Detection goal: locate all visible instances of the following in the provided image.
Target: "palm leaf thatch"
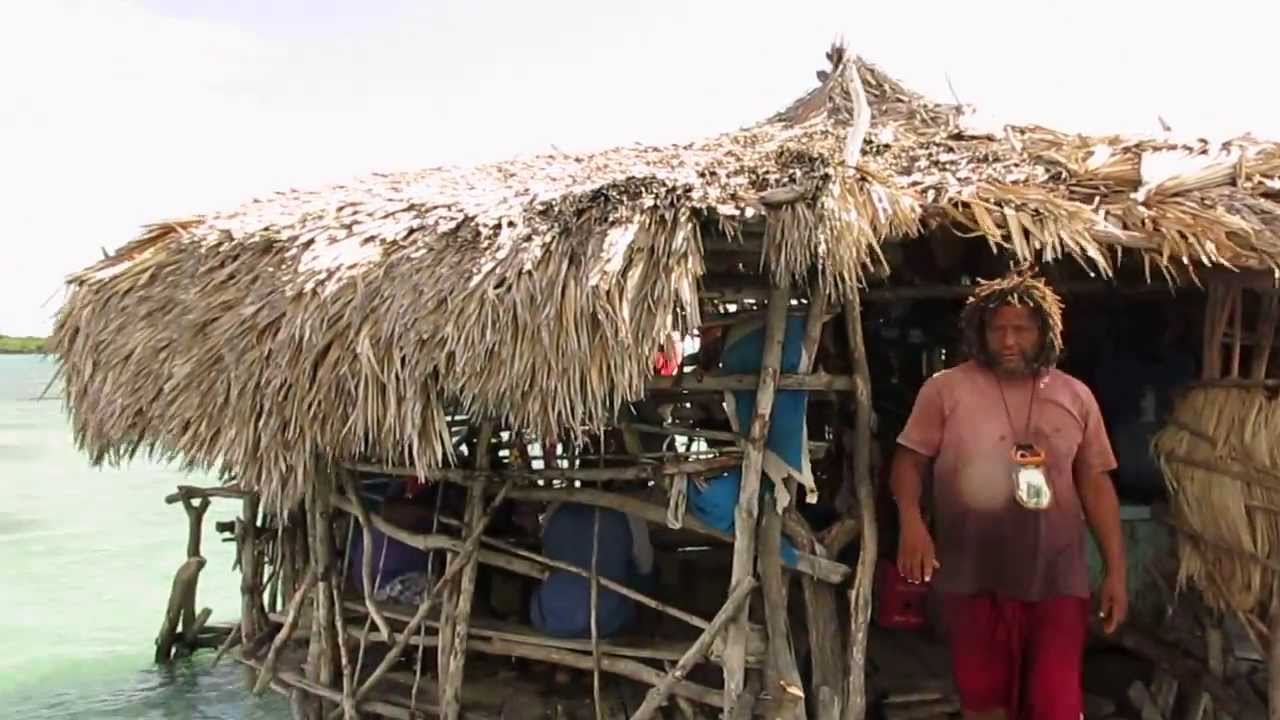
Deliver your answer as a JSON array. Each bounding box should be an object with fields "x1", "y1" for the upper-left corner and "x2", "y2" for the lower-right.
[
  {"x1": 1154, "y1": 386, "x2": 1280, "y2": 621},
  {"x1": 51, "y1": 42, "x2": 1280, "y2": 509}
]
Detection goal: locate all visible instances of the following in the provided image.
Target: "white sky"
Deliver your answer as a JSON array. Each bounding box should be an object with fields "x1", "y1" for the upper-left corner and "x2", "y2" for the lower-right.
[{"x1": 3, "y1": 0, "x2": 1278, "y2": 336}]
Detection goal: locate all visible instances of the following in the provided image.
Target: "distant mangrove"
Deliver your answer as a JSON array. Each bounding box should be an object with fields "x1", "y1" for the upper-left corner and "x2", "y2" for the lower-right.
[{"x1": 0, "y1": 335, "x2": 47, "y2": 354}]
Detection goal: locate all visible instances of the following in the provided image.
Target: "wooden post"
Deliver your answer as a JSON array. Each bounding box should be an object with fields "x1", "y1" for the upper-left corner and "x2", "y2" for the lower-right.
[
  {"x1": 797, "y1": 292, "x2": 845, "y2": 718},
  {"x1": 723, "y1": 280, "x2": 791, "y2": 716},
  {"x1": 240, "y1": 491, "x2": 268, "y2": 650},
  {"x1": 179, "y1": 494, "x2": 211, "y2": 651},
  {"x1": 760, "y1": 507, "x2": 806, "y2": 718},
  {"x1": 440, "y1": 421, "x2": 494, "y2": 720},
  {"x1": 842, "y1": 289, "x2": 878, "y2": 720}
]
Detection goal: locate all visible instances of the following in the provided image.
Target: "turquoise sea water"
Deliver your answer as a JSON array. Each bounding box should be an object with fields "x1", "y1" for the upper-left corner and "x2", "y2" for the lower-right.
[{"x1": 0, "y1": 355, "x2": 288, "y2": 719}]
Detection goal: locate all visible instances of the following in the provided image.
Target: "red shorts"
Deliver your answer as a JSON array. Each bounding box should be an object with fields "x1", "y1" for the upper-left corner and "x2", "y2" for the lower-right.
[{"x1": 942, "y1": 593, "x2": 1089, "y2": 720}]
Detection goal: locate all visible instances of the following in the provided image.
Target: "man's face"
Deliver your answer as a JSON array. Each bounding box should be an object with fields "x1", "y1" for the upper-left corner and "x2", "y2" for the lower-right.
[{"x1": 984, "y1": 304, "x2": 1041, "y2": 376}]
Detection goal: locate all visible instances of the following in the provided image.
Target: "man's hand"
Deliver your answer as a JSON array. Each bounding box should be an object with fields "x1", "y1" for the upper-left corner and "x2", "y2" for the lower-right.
[
  {"x1": 1096, "y1": 572, "x2": 1128, "y2": 634},
  {"x1": 896, "y1": 514, "x2": 939, "y2": 584}
]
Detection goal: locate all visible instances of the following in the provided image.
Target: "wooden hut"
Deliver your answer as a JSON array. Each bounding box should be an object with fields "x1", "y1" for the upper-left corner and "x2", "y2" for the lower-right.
[{"x1": 50, "y1": 43, "x2": 1280, "y2": 720}]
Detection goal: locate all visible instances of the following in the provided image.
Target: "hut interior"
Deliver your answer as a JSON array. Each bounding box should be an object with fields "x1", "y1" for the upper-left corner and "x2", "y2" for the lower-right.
[{"x1": 50, "y1": 41, "x2": 1280, "y2": 720}]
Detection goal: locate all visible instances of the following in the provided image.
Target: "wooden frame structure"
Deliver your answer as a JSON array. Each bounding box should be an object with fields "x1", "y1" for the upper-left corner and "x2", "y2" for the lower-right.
[{"x1": 51, "y1": 39, "x2": 1280, "y2": 720}]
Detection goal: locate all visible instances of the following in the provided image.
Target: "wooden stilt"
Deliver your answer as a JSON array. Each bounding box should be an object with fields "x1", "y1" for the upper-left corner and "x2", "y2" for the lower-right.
[
  {"x1": 842, "y1": 289, "x2": 878, "y2": 720},
  {"x1": 723, "y1": 280, "x2": 791, "y2": 717},
  {"x1": 441, "y1": 421, "x2": 494, "y2": 720}
]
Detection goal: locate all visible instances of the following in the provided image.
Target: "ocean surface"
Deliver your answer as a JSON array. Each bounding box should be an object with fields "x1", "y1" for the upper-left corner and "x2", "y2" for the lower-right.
[{"x1": 0, "y1": 355, "x2": 288, "y2": 719}]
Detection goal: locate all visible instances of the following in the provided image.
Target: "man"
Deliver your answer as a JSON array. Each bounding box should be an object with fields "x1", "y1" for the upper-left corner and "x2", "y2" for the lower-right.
[
  {"x1": 890, "y1": 268, "x2": 1127, "y2": 720},
  {"x1": 518, "y1": 500, "x2": 655, "y2": 639}
]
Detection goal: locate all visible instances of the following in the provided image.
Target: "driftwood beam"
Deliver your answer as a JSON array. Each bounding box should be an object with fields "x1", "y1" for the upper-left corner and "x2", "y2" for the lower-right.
[
  {"x1": 647, "y1": 373, "x2": 853, "y2": 392},
  {"x1": 630, "y1": 579, "x2": 756, "y2": 720},
  {"x1": 724, "y1": 281, "x2": 791, "y2": 715}
]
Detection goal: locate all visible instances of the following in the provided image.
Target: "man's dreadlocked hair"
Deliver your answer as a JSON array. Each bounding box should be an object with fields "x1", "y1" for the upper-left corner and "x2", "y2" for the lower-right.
[{"x1": 959, "y1": 266, "x2": 1065, "y2": 371}]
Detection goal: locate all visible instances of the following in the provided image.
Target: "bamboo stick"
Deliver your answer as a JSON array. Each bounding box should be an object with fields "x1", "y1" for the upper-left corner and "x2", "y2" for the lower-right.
[
  {"x1": 842, "y1": 290, "x2": 878, "y2": 720},
  {"x1": 630, "y1": 579, "x2": 756, "y2": 720},
  {"x1": 724, "y1": 280, "x2": 790, "y2": 716},
  {"x1": 441, "y1": 421, "x2": 493, "y2": 720}
]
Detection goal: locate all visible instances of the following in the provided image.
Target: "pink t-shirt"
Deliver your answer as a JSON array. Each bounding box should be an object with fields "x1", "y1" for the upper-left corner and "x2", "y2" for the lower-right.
[{"x1": 897, "y1": 360, "x2": 1117, "y2": 601}]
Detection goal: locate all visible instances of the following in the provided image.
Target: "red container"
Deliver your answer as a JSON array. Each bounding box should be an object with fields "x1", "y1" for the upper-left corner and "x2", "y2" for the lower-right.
[{"x1": 873, "y1": 557, "x2": 929, "y2": 630}]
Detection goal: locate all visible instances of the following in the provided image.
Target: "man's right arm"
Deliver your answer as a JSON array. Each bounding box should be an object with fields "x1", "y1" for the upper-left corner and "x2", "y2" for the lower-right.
[
  {"x1": 891, "y1": 447, "x2": 937, "y2": 582},
  {"x1": 890, "y1": 377, "x2": 945, "y2": 583}
]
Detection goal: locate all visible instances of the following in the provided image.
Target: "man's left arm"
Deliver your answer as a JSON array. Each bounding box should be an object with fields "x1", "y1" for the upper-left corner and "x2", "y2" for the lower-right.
[{"x1": 1075, "y1": 390, "x2": 1127, "y2": 633}]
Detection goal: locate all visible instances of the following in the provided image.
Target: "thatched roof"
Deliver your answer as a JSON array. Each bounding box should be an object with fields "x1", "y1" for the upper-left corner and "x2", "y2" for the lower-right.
[{"x1": 52, "y1": 43, "x2": 1280, "y2": 508}]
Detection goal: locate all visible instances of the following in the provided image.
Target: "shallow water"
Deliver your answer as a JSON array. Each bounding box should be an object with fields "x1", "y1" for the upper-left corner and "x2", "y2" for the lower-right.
[{"x1": 0, "y1": 355, "x2": 288, "y2": 719}]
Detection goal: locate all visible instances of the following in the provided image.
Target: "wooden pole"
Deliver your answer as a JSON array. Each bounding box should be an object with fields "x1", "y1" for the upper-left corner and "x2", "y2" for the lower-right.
[
  {"x1": 239, "y1": 491, "x2": 268, "y2": 650},
  {"x1": 842, "y1": 290, "x2": 878, "y2": 720},
  {"x1": 724, "y1": 280, "x2": 791, "y2": 716},
  {"x1": 441, "y1": 421, "x2": 494, "y2": 720},
  {"x1": 760, "y1": 502, "x2": 806, "y2": 718},
  {"x1": 630, "y1": 579, "x2": 757, "y2": 720},
  {"x1": 796, "y1": 291, "x2": 845, "y2": 718}
]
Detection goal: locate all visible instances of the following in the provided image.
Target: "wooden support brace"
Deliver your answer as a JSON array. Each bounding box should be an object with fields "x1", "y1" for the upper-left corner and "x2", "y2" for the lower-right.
[
  {"x1": 630, "y1": 579, "x2": 757, "y2": 720},
  {"x1": 723, "y1": 280, "x2": 791, "y2": 716}
]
